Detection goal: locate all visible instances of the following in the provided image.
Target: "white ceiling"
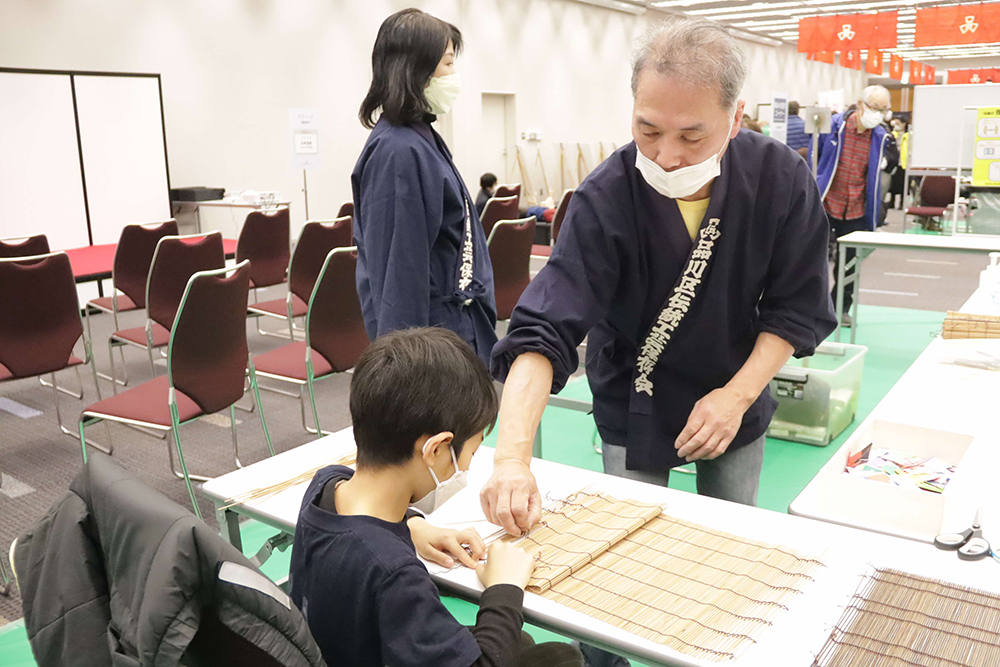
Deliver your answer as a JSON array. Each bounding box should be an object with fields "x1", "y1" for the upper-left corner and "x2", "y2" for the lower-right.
[{"x1": 604, "y1": 0, "x2": 1000, "y2": 62}]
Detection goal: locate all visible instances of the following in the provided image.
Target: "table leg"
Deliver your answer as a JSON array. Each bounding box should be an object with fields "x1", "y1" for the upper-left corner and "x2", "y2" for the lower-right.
[
  {"x1": 217, "y1": 505, "x2": 243, "y2": 552},
  {"x1": 850, "y1": 249, "x2": 863, "y2": 345},
  {"x1": 835, "y1": 243, "x2": 847, "y2": 343}
]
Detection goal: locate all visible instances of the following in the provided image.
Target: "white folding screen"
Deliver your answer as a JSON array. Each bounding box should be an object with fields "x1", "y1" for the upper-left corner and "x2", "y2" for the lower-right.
[
  {"x1": 0, "y1": 69, "x2": 170, "y2": 249},
  {"x1": 74, "y1": 75, "x2": 171, "y2": 244},
  {"x1": 0, "y1": 72, "x2": 90, "y2": 250},
  {"x1": 910, "y1": 84, "x2": 1000, "y2": 170}
]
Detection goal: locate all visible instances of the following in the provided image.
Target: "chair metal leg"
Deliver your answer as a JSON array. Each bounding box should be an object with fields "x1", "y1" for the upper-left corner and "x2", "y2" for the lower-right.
[
  {"x1": 249, "y1": 367, "x2": 275, "y2": 457},
  {"x1": 168, "y1": 413, "x2": 203, "y2": 520},
  {"x1": 230, "y1": 405, "x2": 243, "y2": 469},
  {"x1": 77, "y1": 415, "x2": 113, "y2": 463},
  {"x1": 304, "y1": 366, "x2": 328, "y2": 439},
  {"x1": 54, "y1": 374, "x2": 112, "y2": 455},
  {"x1": 260, "y1": 382, "x2": 302, "y2": 399},
  {"x1": 87, "y1": 306, "x2": 128, "y2": 387},
  {"x1": 38, "y1": 366, "x2": 84, "y2": 399},
  {"x1": 0, "y1": 548, "x2": 10, "y2": 597}
]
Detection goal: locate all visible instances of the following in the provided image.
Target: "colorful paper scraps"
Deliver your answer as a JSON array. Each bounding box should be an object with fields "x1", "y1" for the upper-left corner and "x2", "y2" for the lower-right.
[{"x1": 844, "y1": 445, "x2": 956, "y2": 494}]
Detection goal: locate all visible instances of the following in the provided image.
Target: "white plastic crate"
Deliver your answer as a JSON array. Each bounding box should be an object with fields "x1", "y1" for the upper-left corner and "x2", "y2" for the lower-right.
[{"x1": 766, "y1": 341, "x2": 867, "y2": 446}]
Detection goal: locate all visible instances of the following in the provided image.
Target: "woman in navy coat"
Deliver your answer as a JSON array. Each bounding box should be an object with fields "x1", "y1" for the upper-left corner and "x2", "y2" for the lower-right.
[{"x1": 352, "y1": 9, "x2": 497, "y2": 366}]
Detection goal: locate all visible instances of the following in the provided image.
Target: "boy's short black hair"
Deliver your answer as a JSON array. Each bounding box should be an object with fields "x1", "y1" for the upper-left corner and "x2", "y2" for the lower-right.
[
  {"x1": 350, "y1": 327, "x2": 498, "y2": 469},
  {"x1": 480, "y1": 173, "x2": 497, "y2": 189},
  {"x1": 359, "y1": 9, "x2": 463, "y2": 129}
]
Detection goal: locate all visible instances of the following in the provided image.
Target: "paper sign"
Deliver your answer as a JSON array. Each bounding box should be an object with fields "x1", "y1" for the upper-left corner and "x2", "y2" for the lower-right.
[
  {"x1": 770, "y1": 91, "x2": 788, "y2": 144},
  {"x1": 973, "y1": 107, "x2": 1000, "y2": 186},
  {"x1": 289, "y1": 108, "x2": 321, "y2": 169}
]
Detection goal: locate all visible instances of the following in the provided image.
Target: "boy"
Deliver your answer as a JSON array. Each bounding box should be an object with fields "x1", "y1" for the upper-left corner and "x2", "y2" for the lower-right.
[{"x1": 290, "y1": 327, "x2": 582, "y2": 667}]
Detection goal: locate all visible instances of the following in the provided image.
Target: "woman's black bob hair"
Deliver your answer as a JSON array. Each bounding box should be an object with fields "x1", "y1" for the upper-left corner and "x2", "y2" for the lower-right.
[{"x1": 359, "y1": 8, "x2": 462, "y2": 129}]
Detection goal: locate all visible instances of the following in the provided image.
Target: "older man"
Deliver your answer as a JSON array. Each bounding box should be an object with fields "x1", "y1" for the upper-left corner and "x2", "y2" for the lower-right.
[
  {"x1": 816, "y1": 86, "x2": 893, "y2": 325},
  {"x1": 481, "y1": 18, "x2": 836, "y2": 539}
]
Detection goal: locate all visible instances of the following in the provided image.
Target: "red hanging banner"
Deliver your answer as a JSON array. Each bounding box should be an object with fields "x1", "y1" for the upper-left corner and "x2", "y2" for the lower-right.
[
  {"x1": 915, "y1": 2, "x2": 1000, "y2": 47},
  {"x1": 809, "y1": 51, "x2": 836, "y2": 64},
  {"x1": 910, "y1": 60, "x2": 924, "y2": 83},
  {"x1": 952, "y1": 68, "x2": 1000, "y2": 83},
  {"x1": 841, "y1": 49, "x2": 862, "y2": 70},
  {"x1": 923, "y1": 65, "x2": 937, "y2": 85},
  {"x1": 865, "y1": 50, "x2": 884, "y2": 75},
  {"x1": 889, "y1": 54, "x2": 904, "y2": 80},
  {"x1": 799, "y1": 12, "x2": 898, "y2": 52}
]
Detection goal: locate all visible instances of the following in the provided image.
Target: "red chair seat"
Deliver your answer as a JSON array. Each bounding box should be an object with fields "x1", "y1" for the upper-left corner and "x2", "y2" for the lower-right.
[
  {"x1": 0, "y1": 355, "x2": 83, "y2": 382},
  {"x1": 88, "y1": 294, "x2": 138, "y2": 314},
  {"x1": 249, "y1": 276, "x2": 287, "y2": 290},
  {"x1": 111, "y1": 323, "x2": 171, "y2": 348},
  {"x1": 253, "y1": 342, "x2": 333, "y2": 382},
  {"x1": 248, "y1": 295, "x2": 307, "y2": 319},
  {"x1": 82, "y1": 376, "x2": 202, "y2": 427},
  {"x1": 531, "y1": 244, "x2": 552, "y2": 257},
  {"x1": 906, "y1": 206, "x2": 948, "y2": 217}
]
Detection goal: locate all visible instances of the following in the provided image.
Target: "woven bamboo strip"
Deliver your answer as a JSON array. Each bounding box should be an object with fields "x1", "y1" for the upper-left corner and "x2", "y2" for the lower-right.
[
  {"x1": 942, "y1": 311, "x2": 1000, "y2": 339},
  {"x1": 812, "y1": 567, "x2": 1000, "y2": 667},
  {"x1": 220, "y1": 450, "x2": 357, "y2": 509},
  {"x1": 510, "y1": 490, "x2": 823, "y2": 662}
]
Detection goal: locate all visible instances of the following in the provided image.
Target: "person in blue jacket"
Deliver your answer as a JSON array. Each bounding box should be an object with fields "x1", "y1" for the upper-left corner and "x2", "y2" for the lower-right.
[
  {"x1": 813, "y1": 86, "x2": 892, "y2": 325},
  {"x1": 352, "y1": 8, "x2": 497, "y2": 366}
]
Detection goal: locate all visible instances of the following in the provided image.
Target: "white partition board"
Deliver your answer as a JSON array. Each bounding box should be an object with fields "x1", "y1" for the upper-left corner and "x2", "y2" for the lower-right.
[
  {"x1": 0, "y1": 72, "x2": 90, "y2": 250},
  {"x1": 910, "y1": 83, "x2": 1000, "y2": 170},
  {"x1": 74, "y1": 75, "x2": 170, "y2": 245}
]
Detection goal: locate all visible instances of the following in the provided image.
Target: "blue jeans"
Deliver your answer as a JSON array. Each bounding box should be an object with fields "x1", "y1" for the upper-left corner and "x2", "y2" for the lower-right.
[{"x1": 578, "y1": 436, "x2": 765, "y2": 667}]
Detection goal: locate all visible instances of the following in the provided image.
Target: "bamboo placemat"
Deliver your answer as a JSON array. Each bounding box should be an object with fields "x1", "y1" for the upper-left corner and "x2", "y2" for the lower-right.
[
  {"x1": 813, "y1": 567, "x2": 1000, "y2": 667},
  {"x1": 942, "y1": 311, "x2": 1000, "y2": 339},
  {"x1": 220, "y1": 450, "x2": 357, "y2": 509},
  {"x1": 506, "y1": 490, "x2": 825, "y2": 662}
]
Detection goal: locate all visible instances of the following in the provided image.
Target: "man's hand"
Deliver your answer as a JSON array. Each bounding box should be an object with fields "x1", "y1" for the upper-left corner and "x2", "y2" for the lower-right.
[
  {"x1": 407, "y1": 517, "x2": 485, "y2": 569},
  {"x1": 675, "y1": 386, "x2": 750, "y2": 462},
  {"x1": 479, "y1": 459, "x2": 542, "y2": 536}
]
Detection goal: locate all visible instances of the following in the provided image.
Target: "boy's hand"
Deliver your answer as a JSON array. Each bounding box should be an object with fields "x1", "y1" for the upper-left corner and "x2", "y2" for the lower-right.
[
  {"x1": 407, "y1": 517, "x2": 485, "y2": 569},
  {"x1": 476, "y1": 541, "x2": 535, "y2": 590}
]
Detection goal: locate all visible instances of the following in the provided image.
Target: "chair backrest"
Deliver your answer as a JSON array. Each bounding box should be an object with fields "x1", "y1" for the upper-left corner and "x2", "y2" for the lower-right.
[
  {"x1": 487, "y1": 217, "x2": 536, "y2": 321},
  {"x1": 551, "y1": 189, "x2": 574, "y2": 243},
  {"x1": 307, "y1": 247, "x2": 370, "y2": 373},
  {"x1": 0, "y1": 234, "x2": 50, "y2": 259},
  {"x1": 336, "y1": 201, "x2": 354, "y2": 219},
  {"x1": 146, "y1": 232, "x2": 225, "y2": 331},
  {"x1": 169, "y1": 261, "x2": 251, "y2": 415},
  {"x1": 289, "y1": 217, "x2": 353, "y2": 302},
  {"x1": 113, "y1": 220, "x2": 179, "y2": 308},
  {"x1": 920, "y1": 176, "x2": 956, "y2": 208},
  {"x1": 237, "y1": 207, "x2": 290, "y2": 289},
  {"x1": 0, "y1": 252, "x2": 83, "y2": 379},
  {"x1": 495, "y1": 183, "x2": 521, "y2": 201},
  {"x1": 480, "y1": 195, "x2": 519, "y2": 238}
]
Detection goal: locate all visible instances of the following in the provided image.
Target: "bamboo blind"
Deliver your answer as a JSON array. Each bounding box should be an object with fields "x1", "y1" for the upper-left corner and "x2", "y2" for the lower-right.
[
  {"x1": 220, "y1": 450, "x2": 356, "y2": 509},
  {"x1": 942, "y1": 311, "x2": 1000, "y2": 339},
  {"x1": 813, "y1": 567, "x2": 1000, "y2": 667},
  {"x1": 504, "y1": 490, "x2": 824, "y2": 662}
]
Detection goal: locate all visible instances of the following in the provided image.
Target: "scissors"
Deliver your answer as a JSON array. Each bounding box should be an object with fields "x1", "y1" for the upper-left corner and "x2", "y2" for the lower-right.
[{"x1": 934, "y1": 508, "x2": 991, "y2": 561}]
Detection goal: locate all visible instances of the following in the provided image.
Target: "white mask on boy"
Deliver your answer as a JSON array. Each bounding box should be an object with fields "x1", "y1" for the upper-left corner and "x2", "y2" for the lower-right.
[{"x1": 411, "y1": 443, "x2": 468, "y2": 514}]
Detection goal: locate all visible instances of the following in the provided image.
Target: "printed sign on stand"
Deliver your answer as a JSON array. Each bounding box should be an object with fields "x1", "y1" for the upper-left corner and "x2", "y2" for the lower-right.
[
  {"x1": 973, "y1": 107, "x2": 1000, "y2": 186},
  {"x1": 771, "y1": 91, "x2": 788, "y2": 144},
  {"x1": 289, "y1": 108, "x2": 321, "y2": 169}
]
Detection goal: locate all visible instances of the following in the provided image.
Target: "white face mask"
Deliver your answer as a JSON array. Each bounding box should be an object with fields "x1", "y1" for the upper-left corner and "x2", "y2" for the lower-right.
[
  {"x1": 425, "y1": 73, "x2": 461, "y2": 116},
  {"x1": 859, "y1": 104, "x2": 884, "y2": 129},
  {"x1": 410, "y1": 443, "x2": 468, "y2": 514},
  {"x1": 635, "y1": 114, "x2": 734, "y2": 200}
]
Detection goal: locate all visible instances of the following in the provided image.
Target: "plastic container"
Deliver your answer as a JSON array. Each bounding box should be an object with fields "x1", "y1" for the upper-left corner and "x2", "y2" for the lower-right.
[{"x1": 766, "y1": 341, "x2": 867, "y2": 446}]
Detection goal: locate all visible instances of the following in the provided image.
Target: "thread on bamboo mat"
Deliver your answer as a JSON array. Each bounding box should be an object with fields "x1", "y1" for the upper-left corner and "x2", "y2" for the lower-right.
[
  {"x1": 505, "y1": 490, "x2": 824, "y2": 663},
  {"x1": 221, "y1": 451, "x2": 357, "y2": 509},
  {"x1": 812, "y1": 567, "x2": 1000, "y2": 667}
]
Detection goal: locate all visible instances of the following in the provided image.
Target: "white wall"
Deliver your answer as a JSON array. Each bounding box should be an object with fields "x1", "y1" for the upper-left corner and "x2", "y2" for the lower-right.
[{"x1": 0, "y1": 0, "x2": 865, "y2": 229}]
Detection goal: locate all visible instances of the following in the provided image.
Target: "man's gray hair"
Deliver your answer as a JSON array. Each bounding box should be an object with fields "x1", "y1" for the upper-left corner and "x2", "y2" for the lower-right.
[
  {"x1": 631, "y1": 17, "x2": 748, "y2": 111},
  {"x1": 861, "y1": 84, "x2": 890, "y2": 105}
]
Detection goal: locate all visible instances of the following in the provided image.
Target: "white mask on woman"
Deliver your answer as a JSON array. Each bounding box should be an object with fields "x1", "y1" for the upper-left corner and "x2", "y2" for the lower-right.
[
  {"x1": 635, "y1": 114, "x2": 735, "y2": 200},
  {"x1": 410, "y1": 443, "x2": 468, "y2": 514},
  {"x1": 425, "y1": 73, "x2": 461, "y2": 116},
  {"x1": 859, "y1": 104, "x2": 885, "y2": 130}
]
